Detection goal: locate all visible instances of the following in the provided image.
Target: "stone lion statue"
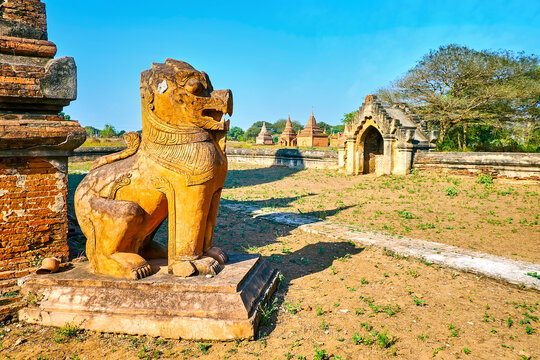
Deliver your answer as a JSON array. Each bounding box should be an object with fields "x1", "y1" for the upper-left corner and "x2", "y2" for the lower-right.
[{"x1": 74, "y1": 59, "x2": 232, "y2": 279}]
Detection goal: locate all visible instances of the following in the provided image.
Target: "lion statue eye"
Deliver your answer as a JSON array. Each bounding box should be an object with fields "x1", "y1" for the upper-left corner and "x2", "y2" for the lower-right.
[{"x1": 185, "y1": 78, "x2": 203, "y2": 95}]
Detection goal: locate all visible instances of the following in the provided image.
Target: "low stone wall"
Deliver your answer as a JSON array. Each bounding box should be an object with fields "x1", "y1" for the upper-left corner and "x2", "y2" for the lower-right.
[
  {"x1": 70, "y1": 146, "x2": 127, "y2": 163},
  {"x1": 73, "y1": 147, "x2": 539, "y2": 179},
  {"x1": 413, "y1": 152, "x2": 540, "y2": 179},
  {"x1": 227, "y1": 147, "x2": 337, "y2": 169},
  {"x1": 72, "y1": 146, "x2": 339, "y2": 170}
]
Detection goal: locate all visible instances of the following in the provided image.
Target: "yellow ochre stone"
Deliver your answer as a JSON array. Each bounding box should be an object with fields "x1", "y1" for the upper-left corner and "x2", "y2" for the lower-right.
[{"x1": 74, "y1": 59, "x2": 233, "y2": 279}]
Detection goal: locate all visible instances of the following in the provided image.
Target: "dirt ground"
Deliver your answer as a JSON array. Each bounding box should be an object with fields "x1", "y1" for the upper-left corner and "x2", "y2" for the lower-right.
[
  {"x1": 1, "y1": 163, "x2": 537, "y2": 360},
  {"x1": 221, "y1": 164, "x2": 540, "y2": 264},
  {"x1": 1, "y1": 206, "x2": 539, "y2": 359}
]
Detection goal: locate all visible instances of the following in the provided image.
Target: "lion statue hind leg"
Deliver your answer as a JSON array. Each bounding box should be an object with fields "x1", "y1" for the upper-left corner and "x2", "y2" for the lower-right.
[{"x1": 79, "y1": 195, "x2": 152, "y2": 280}]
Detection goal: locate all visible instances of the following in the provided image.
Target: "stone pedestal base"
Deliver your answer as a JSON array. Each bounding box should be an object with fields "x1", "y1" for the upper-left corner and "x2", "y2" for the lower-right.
[{"x1": 18, "y1": 254, "x2": 278, "y2": 340}]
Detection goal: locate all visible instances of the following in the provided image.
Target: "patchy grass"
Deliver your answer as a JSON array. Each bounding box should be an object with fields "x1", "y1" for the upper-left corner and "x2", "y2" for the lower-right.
[
  {"x1": 80, "y1": 137, "x2": 127, "y2": 147},
  {"x1": 49, "y1": 162, "x2": 539, "y2": 359},
  {"x1": 6, "y1": 196, "x2": 540, "y2": 359},
  {"x1": 220, "y1": 164, "x2": 539, "y2": 263}
]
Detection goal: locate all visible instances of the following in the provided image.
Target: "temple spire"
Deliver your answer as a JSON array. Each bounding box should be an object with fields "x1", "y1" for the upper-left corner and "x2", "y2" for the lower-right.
[
  {"x1": 278, "y1": 115, "x2": 297, "y2": 146},
  {"x1": 307, "y1": 110, "x2": 317, "y2": 128},
  {"x1": 296, "y1": 110, "x2": 328, "y2": 147},
  {"x1": 256, "y1": 122, "x2": 274, "y2": 145}
]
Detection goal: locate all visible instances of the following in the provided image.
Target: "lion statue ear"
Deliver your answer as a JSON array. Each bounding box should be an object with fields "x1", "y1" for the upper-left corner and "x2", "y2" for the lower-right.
[{"x1": 141, "y1": 85, "x2": 155, "y2": 111}]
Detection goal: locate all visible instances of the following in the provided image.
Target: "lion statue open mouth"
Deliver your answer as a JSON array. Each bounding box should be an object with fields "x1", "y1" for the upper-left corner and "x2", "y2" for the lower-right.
[{"x1": 74, "y1": 59, "x2": 232, "y2": 279}]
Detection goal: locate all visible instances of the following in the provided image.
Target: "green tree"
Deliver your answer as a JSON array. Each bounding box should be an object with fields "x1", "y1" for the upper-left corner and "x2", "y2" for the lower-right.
[
  {"x1": 341, "y1": 111, "x2": 357, "y2": 124},
  {"x1": 227, "y1": 126, "x2": 245, "y2": 141},
  {"x1": 317, "y1": 121, "x2": 332, "y2": 133},
  {"x1": 329, "y1": 124, "x2": 345, "y2": 134},
  {"x1": 100, "y1": 124, "x2": 117, "y2": 137},
  {"x1": 378, "y1": 44, "x2": 539, "y2": 149},
  {"x1": 272, "y1": 118, "x2": 303, "y2": 133},
  {"x1": 245, "y1": 121, "x2": 265, "y2": 141},
  {"x1": 244, "y1": 120, "x2": 286, "y2": 141},
  {"x1": 84, "y1": 126, "x2": 99, "y2": 137},
  {"x1": 58, "y1": 111, "x2": 71, "y2": 121},
  {"x1": 316, "y1": 121, "x2": 344, "y2": 134}
]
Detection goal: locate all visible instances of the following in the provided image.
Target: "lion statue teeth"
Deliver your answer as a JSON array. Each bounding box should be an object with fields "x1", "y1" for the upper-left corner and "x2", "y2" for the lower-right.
[{"x1": 74, "y1": 59, "x2": 232, "y2": 279}]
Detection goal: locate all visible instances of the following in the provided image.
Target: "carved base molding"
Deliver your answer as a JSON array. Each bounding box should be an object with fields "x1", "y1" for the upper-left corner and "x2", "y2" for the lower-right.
[{"x1": 19, "y1": 253, "x2": 279, "y2": 340}]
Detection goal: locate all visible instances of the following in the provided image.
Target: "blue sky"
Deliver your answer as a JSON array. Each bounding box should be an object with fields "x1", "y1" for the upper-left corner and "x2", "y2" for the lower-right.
[{"x1": 46, "y1": 0, "x2": 540, "y2": 132}]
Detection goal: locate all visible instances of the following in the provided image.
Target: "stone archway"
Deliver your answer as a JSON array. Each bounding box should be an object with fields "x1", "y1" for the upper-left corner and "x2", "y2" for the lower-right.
[
  {"x1": 360, "y1": 126, "x2": 383, "y2": 174},
  {"x1": 340, "y1": 95, "x2": 437, "y2": 176}
]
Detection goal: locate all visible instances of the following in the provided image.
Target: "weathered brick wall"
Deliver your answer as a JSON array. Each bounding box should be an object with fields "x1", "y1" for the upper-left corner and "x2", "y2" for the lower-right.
[
  {"x1": 0, "y1": 63, "x2": 45, "y2": 97},
  {"x1": 0, "y1": 0, "x2": 47, "y2": 33},
  {"x1": 0, "y1": 0, "x2": 84, "y2": 319},
  {"x1": 297, "y1": 136, "x2": 329, "y2": 148},
  {"x1": 0, "y1": 157, "x2": 68, "y2": 281}
]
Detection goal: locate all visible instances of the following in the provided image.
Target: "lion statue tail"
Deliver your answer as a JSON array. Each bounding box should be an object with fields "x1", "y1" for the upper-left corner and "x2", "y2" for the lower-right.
[{"x1": 90, "y1": 132, "x2": 141, "y2": 170}]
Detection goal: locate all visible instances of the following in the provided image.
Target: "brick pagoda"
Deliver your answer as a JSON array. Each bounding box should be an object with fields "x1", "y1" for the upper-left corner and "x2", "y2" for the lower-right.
[
  {"x1": 0, "y1": 0, "x2": 86, "y2": 304},
  {"x1": 278, "y1": 115, "x2": 297, "y2": 146},
  {"x1": 297, "y1": 110, "x2": 328, "y2": 147},
  {"x1": 255, "y1": 122, "x2": 274, "y2": 145}
]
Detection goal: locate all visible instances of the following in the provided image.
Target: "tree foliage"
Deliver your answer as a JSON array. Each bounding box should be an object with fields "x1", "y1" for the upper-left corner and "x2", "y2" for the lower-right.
[
  {"x1": 245, "y1": 121, "x2": 267, "y2": 140},
  {"x1": 84, "y1": 126, "x2": 99, "y2": 137},
  {"x1": 271, "y1": 119, "x2": 303, "y2": 133},
  {"x1": 99, "y1": 124, "x2": 117, "y2": 138},
  {"x1": 58, "y1": 111, "x2": 71, "y2": 121},
  {"x1": 341, "y1": 111, "x2": 357, "y2": 124},
  {"x1": 377, "y1": 44, "x2": 539, "y2": 151},
  {"x1": 227, "y1": 126, "x2": 245, "y2": 141}
]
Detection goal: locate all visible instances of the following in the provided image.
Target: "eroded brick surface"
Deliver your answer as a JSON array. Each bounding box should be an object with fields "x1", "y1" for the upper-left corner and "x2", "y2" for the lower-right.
[
  {"x1": 1, "y1": 0, "x2": 47, "y2": 34},
  {"x1": 0, "y1": 63, "x2": 45, "y2": 97},
  {"x1": 0, "y1": 1, "x2": 84, "y2": 319},
  {"x1": 0, "y1": 157, "x2": 69, "y2": 280}
]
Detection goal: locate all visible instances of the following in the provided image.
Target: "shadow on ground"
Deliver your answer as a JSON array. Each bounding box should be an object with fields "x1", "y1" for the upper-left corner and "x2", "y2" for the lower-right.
[
  {"x1": 67, "y1": 171, "x2": 361, "y2": 338},
  {"x1": 210, "y1": 205, "x2": 364, "y2": 337},
  {"x1": 225, "y1": 165, "x2": 301, "y2": 188},
  {"x1": 221, "y1": 197, "x2": 353, "y2": 224}
]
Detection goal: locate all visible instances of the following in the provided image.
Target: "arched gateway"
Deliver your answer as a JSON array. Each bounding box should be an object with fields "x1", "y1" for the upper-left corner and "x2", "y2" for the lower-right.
[
  {"x1": 338, "y1": 95, "x2": 438, "y2": 175},
  {"x1": 360, "y1": 125, "x2": 383, "y2": 174}
]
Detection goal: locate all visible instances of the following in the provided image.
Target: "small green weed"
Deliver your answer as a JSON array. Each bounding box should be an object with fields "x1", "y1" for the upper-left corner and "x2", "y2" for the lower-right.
[
  {"x1": 53, "y1": 320, "x2": 82, "y2": 343},
  {"x1": 283, "y1": 301, "x2": 300, "y2": 314},
  {"x1": 411, "y1": 294, "x2": 426, "y2": 306},
  {"x1": 313, "y1": 345, "x2": 329, "y2": 360},
  {"x1": 444, "y1": 186, "x2": 458, "y2": 197},
  {"x1": 476, "y1": 173, "x2": 493, "y2": 186},
  {"x1": 376, "y1": 331, "x2": 397, "y2": 348},
  {"x1": 449, "y1": 323, "x2": 459, "y2": 337},
  {"x1": 1, "y1": 291, "x2": 17, "y2": 298},
  {"x1": 258, "y1": 299, "x2": 279, "y2": 325},
  {"x1": 507, "y1": 317, "x2": 513, "y2": 328},
  {"x1": 197, "y1": 342, "x2": 211, "y2": 354},
  {"x1": 56, "y1": 321, "x2": 82, "y2": 338}
]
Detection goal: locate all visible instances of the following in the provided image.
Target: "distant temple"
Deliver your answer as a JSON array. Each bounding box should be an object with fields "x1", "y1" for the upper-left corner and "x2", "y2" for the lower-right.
[
  {"x1": 278, "y1": 115, "x2": 297, "y2": 146},
  {"x1": 297, "y1": 111, "x2": 328, "y2": 147},
  {"x1": 256, "y1": 122, "x2": 274, "y2": 145}
]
